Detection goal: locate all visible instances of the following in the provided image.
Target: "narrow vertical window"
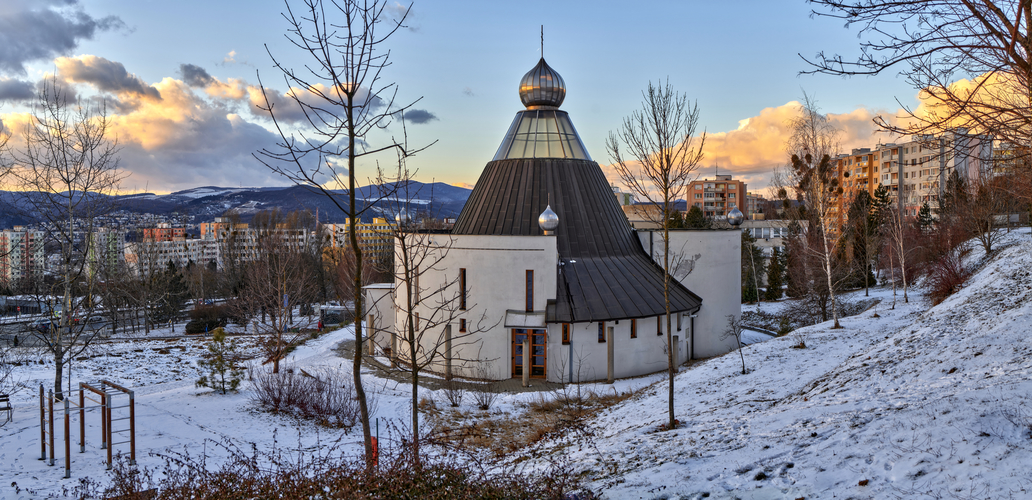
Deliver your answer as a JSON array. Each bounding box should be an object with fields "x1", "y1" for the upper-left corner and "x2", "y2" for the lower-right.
[
  {"x1": 525, "y1": 270, "x2": 534, "y2": 312},
  {"x1": 657, "y1": 316, "x2": 663, "y2": 336},
  {"x1": 459, "y1": 318, "x2": 466, "y2": 332},
  {"x1": 414, "y1": 267, "x2": 420, "y2": 305},
  {"x1": 677, "y1": 313, "x2": 682, "y2": 331},
  {"x1": 415, "y1": 312, "x2": 420, "y2": 330},
  {"x1": 630, "y1": 318, "x2": 637, "y2": 339},
  {"x1": 459, "y1": 268, "x2": 467, "y2": 310},
  {"x1": 562, "y1": 323, "x2": 570, "y2": 345},
  {"x1": 598, "y1": 321, "x2": 606, "y2": 343}
]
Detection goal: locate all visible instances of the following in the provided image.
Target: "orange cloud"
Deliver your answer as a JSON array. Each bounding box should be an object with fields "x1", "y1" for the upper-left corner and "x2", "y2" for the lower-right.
[{"x1": 602, "y1": 101, "x2": 907, "y2": 196}]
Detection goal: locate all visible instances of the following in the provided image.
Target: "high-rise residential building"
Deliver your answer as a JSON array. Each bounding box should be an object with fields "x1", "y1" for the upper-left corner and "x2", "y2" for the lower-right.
[
  {"x1": 0, "y1": 227, "x2": 45, "y2": 285},
  {"x1": 830, "y1": 129, "x2": 993, "y2": 231},
  {"x1": 323, "y1": 218, "x2": 395, "y2": 262},
  {"x1": 142, "y1": 223, "x2": 186, "y2": 242},
  {"x1": 688, "y1": 174, "x2": 747, "y2": 219},
  {"x1": 86, "y1": 228, "x2": 126, "y2": 277}
]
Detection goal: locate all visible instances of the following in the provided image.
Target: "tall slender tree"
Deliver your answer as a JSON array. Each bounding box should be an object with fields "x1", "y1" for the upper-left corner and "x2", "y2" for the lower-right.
[
  {"x1": 253, "y1": 0, "x2": 431, "y2": 463},
  {"x1": 607, "y1": 79, "x2": 706, "y2": 430}
]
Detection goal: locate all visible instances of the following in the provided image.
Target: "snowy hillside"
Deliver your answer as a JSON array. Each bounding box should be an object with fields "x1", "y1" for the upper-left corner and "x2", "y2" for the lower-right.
[
  {"x1": 524, "y1": 228, "x2": 1032, "y2": 499},
  {"x1": 1, "y1": 230, "x2": 1031, "y2": 499}
]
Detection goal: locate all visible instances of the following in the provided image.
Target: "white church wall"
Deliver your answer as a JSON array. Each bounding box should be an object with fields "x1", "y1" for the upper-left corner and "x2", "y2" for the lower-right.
[
  {"x1": 362, "y1": 283, "x2": 395, "y2": 354},
  {"x1": 547, "y1": 316, "x2": 680, "y2": 383},
  {"x1": 395, "y1": 233, "x2": 557, "y2": 381},
  {"x1": 638, "y1": 229, "x2": 741, "y2": 359}
]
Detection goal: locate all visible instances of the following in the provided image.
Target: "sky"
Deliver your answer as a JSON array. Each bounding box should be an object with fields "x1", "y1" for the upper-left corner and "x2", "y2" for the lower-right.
[{"x1": 0, "y1": 0, "x2": 927, "y2": 195}]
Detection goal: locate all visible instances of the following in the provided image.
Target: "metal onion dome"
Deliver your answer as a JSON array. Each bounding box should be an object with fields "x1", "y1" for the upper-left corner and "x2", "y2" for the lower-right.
[
  {"x1": 538, "y1": 205, "x2": 559, "y2": 232},
  {"x1": 519, "y1": 58, "x2": 566, "y2": 109}
]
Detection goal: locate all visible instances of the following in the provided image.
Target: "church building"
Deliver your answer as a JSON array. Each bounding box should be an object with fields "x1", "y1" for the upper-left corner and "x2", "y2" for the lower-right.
[{"x1": 365, "y1": 57, "x2": 741, "y2": 383}]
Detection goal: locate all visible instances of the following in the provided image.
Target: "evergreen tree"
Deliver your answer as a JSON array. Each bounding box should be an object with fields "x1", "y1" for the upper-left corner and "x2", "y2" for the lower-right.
[
  {"x1": 917, "y1": 202, "x2": 934, "y2": 232},
  {"x1": 152, "y1": 260, "x2": 190, "y2": 331},
  {"x1": 764, "y1": 246, "x2": 785, "y2": 300},
  {"x1": 741, "y1": 231, "x2": 765, "y2": 303},
  {"x1": 196, "y1": 328, "x2": 243, "y2": 394},
  {"x1": 784, "y1": 220, "x2": 808, "y2": 298},
  {"x1": 684, "y1": 205, "x2": 711, "y2": 228}
]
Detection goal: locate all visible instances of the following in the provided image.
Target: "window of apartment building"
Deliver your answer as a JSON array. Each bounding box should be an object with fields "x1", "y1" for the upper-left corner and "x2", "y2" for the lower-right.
[
  {"x1": 562, "y1": 323, "x2": 570, "y2": 344},
  {"x1": 716, "y1": 184, "x2": 725, "y2": 189},
  {"x1": 459, "y1": 318, "x2": 467, "y2": 332},
  {"x1": 705, "y1": 183, "x2": 714, "y2": 189},
  {"x1": 630, "y1": 318, "x2": 637, "y2": 338},
  {"x1": 525, "y1": 270, "x2": 534, "y2": 312},
  {"x1": 598, "y1": 322, "x2": 605, "y2": 343},
  {"x1": 892, "y1": 173, "x2": 899, "y2": 180},
  {"x1": 694, "y1": 202, "x2": 702, "y2": 207},
  {"x1": 728, "y1": 193, "x2": 735, "y2": 198},
  {"x1": 459, "y1": 268, "x2": 466, "y2": 310},
  {"x1": 705, "y1": 192, "x2": 714, "y2": 198},
  {"x1": 695, "y1": 184, "x2": 702, "y2": 190},
  {"x1": 694, "y1": 193, "x2": 702, "y2": 199}
]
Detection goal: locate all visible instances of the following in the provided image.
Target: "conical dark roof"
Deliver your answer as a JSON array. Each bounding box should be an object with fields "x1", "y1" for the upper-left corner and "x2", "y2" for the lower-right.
[
  {"x1": 452, "y1": 57, "x2": 701, "y2": 323},
  {"x1": 452, "y1": 158, "x2": 701, "y2": 323}
]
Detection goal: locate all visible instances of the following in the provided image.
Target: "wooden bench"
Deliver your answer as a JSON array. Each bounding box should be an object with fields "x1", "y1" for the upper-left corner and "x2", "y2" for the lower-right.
[{"x1": 0, "y1": 394, "x2": 11, "y2": 423}]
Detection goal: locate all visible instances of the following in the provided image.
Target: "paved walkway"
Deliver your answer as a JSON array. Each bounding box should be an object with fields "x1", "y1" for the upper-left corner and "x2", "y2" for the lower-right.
[{"x1": 335, "y1": 340, "x2": 563, "y2": 394}]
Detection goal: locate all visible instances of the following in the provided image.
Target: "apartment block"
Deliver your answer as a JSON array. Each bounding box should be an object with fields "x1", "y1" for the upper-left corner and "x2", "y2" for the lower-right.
[
  {"x1": 324, "y1": 218, "x2": 395, "y2": 261},
  {"x1": 688, "y1": 174, "x2": 747, "y2": 219},
  {"x1": 0, "y1": 227, "x2": 45, "y2": 285},
  {"x1": 142, "y1": 223, "x2": 186, "y2": 241}
]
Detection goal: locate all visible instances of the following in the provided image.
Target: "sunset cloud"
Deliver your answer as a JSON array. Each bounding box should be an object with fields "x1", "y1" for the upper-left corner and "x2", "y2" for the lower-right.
[{"x1": 602, "y1": 101, "x2": 906, "y2": 197}]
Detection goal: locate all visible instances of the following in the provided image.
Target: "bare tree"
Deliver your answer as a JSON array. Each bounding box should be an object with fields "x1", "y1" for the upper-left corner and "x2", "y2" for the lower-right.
[
  {"x1": 722, "y1": 314, "x2": 747, "y2": 375},
  {"x1": 883, "y1": 205, "x2": 921, "y2": 303},
  {"x1": 606, "y1": 79, "x2": 706, "y2": 431},
  {"x1": 378, "y1": 171, "x2": 491, "y2": 464},
  {"x1": 252, "y1": 0, "x2": 434, "y2": 463},
  {"x1": 805, "y1": 1, "x2": 1032, "y2": 146},
  {"x1": 786, "y1": 95, "x2": 847, "y2": 328},
  {"x1": 2, "y1": 77, "x2": 125, "y2": 397},
  {"x1": 235, "y1": 210, "x2": 321, "y2": 373}
]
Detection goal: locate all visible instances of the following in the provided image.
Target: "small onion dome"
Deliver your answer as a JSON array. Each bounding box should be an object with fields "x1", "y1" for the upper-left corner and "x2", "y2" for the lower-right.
[
  {"x1": 726, "y1": 207, "x2": 745, "y2": 226},
  {"x1": 538, "y1": 205, "x2": 559, "y2": 232},
  {"x1": 519, "y1": 58, "x2": 566, "y2": 109}
]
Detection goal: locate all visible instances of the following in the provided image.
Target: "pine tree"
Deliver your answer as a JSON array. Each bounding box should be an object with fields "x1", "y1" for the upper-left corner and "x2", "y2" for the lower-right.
[
  {"x1": 196, "y1": 328, "x2": 243, "y2": 395},
  {"x1": 684, "y1": 205, "x2": 711, "y2": 228},
  {"x1": 764, "y1": 246, "x2": 784, "y2": 300},
  {"x1": 784, "y1": 220, "x2": 808, "y2": 298},
  {"x1": 917, "y1": 202, "x2": 934, "y2": 232},
  {"x1": 741, "y1": 231, "x2": 765, "y2": 303}
]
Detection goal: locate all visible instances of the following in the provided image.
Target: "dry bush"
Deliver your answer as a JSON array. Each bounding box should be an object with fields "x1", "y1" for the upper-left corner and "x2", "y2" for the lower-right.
[
  {"x1": 250, "y1": 366, "x2": 369, "y2": 428},
  {"x1": 84, "y1": 438, "x2": 598, "y2": 500},
  {"x1": 442, "y1": 379, "x2": 465, "y2": 407},
  {"x1": 924, "y1": 247, "x2": 973, "y2": 305}
]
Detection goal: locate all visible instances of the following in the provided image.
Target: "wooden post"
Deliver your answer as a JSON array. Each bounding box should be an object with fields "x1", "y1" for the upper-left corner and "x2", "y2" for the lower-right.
[
  {"x1": 522, "y1": 336, "x2": 530, "y2": 387},
  {"x1": 48, "y1": 390, "x2": 54, "y2": 466},
  {"x1": 444, "y1": 324, "x2": 452, "y2": 381},
  {"x1": 78, "y1": 384, "x2": 85, "y2": 453},
  {"x1": 129, "y1": 390, "x2": 136, "y2": 465},
  {"x1": 607, "y1": 326, "x2": 615, "y2": 384},
  {"x1": 39, "y1": 385, "x2": 45, "y2": 461},
  {"x1": 63, "y1": 398, "x2": 70, "y2": 478},
  {"x1": 105, "y1": 391, "x2": 112, "y2": 470},
  {"x1": 367, "y1": 314, "x2": 376, "y2": 355}
]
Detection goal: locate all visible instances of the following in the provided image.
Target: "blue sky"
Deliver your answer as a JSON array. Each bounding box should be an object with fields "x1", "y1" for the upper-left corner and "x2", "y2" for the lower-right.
[{"x1": 0, "y1": 0, "x2": 922, "y2": 194}]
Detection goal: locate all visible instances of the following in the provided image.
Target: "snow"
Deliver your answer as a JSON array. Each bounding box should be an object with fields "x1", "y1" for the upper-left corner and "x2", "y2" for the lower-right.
[{"x1": 2, "y1": 229, "x2": 1032, "y2": 499}]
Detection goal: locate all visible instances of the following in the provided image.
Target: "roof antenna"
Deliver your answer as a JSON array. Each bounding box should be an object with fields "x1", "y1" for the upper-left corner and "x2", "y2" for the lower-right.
[{"x1": 541, "y1": 25, "x2": 544, "y2": 59}]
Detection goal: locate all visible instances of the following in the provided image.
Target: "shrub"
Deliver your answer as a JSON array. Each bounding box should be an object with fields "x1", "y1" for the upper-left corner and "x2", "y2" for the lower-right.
[
  {"x1": 250, "y1": 366, "x2": 367, "y2": 428},
  {"x1": 87, "y1": 443, "x2": 598, "y2": 500},
  {"x1": 186, "y1": 304, "x2": 229, "y2": 334},
  {"x1": 196, "y1": 328, "x2": 243, "y2": 394},
  {"x1": 925, "y1": 247, "x2": 972, "y2": 305}
]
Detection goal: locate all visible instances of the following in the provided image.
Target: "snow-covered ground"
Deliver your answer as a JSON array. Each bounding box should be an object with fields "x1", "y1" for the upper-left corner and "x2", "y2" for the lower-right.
[{"x1": 2, "y1": 229, "x2": 1031, "y2": 499}]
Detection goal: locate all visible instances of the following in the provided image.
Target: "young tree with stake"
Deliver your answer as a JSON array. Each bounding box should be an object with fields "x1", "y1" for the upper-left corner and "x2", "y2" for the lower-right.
[{"x1": 606, "y1": 80, "x2": 706, "y2": 431}]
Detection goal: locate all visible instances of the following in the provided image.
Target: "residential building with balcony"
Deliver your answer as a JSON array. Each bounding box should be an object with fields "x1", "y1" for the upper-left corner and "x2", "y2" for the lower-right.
[
  {"x1": 688, "y1": 174, "x2": 747, "y2": 219},
  {"x1": 0, "y1": 227, "x2": 45, "y2": 285}
]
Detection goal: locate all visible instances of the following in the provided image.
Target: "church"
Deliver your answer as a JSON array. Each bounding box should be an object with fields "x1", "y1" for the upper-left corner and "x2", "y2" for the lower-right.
[{"x1": 365, "y1": 57, "x2": 741, "y2": 383}]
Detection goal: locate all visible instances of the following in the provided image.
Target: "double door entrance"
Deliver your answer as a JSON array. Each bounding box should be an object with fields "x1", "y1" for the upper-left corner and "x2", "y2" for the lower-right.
[{"x1": 512, "y1": 328, "x2": 546, "y2": 378}]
